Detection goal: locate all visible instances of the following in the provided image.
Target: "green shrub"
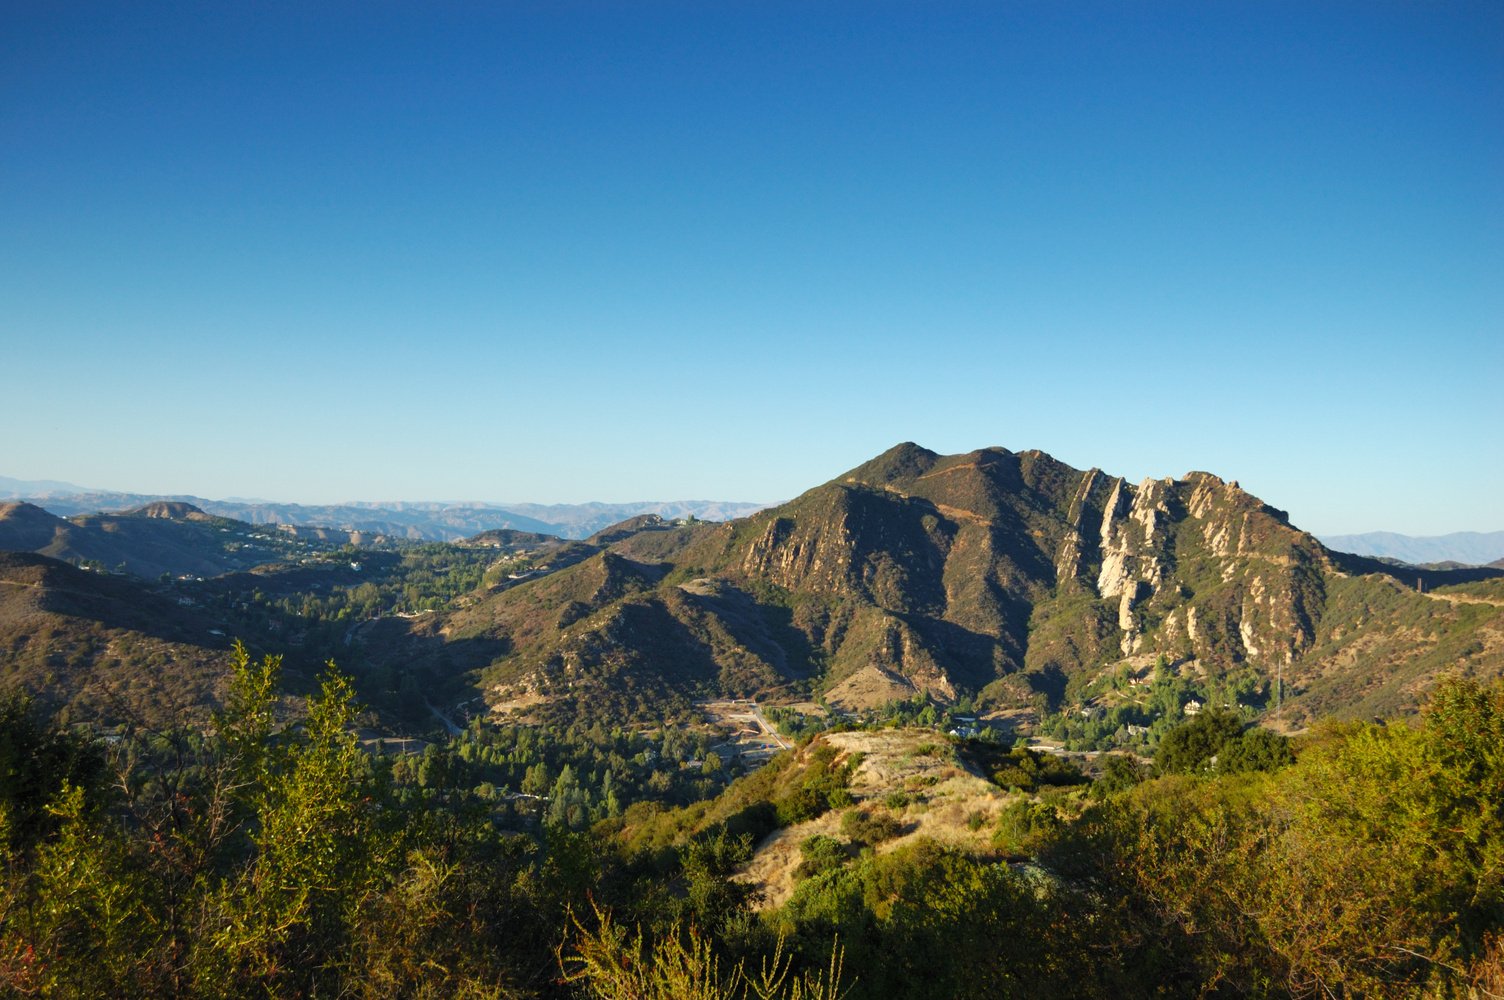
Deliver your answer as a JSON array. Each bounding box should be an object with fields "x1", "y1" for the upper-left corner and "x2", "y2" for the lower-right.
[
  {"x1": 992, "y1": 800, "x2": 1061, "y2": 854},
  {"x1": 841, "y1": 808, "x2": 903, "y2": 846},
  {"x1": 794, "y1": 834, "x2": 849, "y2": 880}
]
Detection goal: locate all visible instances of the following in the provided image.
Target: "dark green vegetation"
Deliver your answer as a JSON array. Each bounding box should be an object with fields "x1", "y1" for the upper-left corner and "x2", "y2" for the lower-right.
[
  {"x1": 748, "y1": 675, "x2": 1502, "y2": 999},
  {"x1": 2, "y1": 645, "x2": 1498, "y2": 998},
  {"x1": 1152, "y1": 706, "x2": 1295, "y2": 775},
  {"x1": 408, "y1": 718, "x2": 739, "y2": 829}
]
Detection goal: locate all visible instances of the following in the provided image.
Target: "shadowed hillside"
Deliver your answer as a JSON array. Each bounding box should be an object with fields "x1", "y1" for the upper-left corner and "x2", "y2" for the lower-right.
[
  {"x1": 0, "y1": 552, "x2": 237, "y2": 726},
  {"x1": 0, "y1": 501, "x2": 330, "y2": 580},
  {"x1": 399, "y1": 443, "x2": 1503, "y2": 729}
]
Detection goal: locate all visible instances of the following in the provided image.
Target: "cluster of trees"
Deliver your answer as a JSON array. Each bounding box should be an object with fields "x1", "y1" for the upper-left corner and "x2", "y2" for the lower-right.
[
  {"x1": 767, "y1": 664, "x2": 1281, "y2": 761},
  {"x1": 1153, "y1": 707, "x2": 1295, "y2": 775},
  {"x1": 767, "y1": 694, "x2": 989, "y2": 743},
  {"x1": 978, "y1": 743, "x2": 1088, "y2": 793},
  {"x1": 255, "y1": 544, "x2": 496, "y2": 622},
  {"x1": 181, "y1": 543, "x2": 496, "y2": 661},
  {"x1": 1039, "y1": 678, "x2": 1504, "y2": 996},
  {"x1": 392, "y1": 719, "x2": 738, "y2": 830},
  {"x1": 635, "y1": 682, "x2": 1498, "y2": 999},
  {"x1": 1040, "y1": 661, "x2": 1271, "y2": 752},
  {"x1": 0, "y1": 643, "x2": 861, "y2": 997},
  {"x1": 2, "y1": 640, "x2": 1498, "y2": 998},
  {"x1": 2, "y1": 645, "x2": 558, "y2": 996},
  {"x1": 763, "y1": 705, "x2": 830, "y2": 741}
]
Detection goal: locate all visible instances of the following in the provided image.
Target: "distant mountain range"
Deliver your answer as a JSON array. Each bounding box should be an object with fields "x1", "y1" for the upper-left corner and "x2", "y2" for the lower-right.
[
  {"x1": 0, "y1": 500, "x2": 346, "y2": 580},
  {"x1": 0, "y1": 478, "x2": 768, "y2": 541},
  {"x1": 0, "y1": 475, "x2": 98, "y2": 496},
  {"x1": 12, "y1": 475, "x2": 1500, "y2": 563},
  {"x1": 1316, "y1": 531, "x2": 1504, "y2": 568},
  {"x1": 5, "y1": 451, "x2": 1502, "y2": 734},
  {"x1": 0, "y1": 501, "x2": 709, "y2": 725}
]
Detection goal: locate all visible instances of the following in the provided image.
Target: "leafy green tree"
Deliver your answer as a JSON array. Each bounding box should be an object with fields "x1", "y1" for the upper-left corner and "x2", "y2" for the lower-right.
[
  {"x1": 1154, "y1": 710, "x2": 1244, "y2": 774},
  {"x1": 680, "y1": 828, "x2": 759, "y2": 935},
  {"x1": 522, "y1": 761, "x2": 550, "y2": 796},
  {"x1": 11, "y1": 783, "x2": 152, "y2": 996},
  {"x1": 1216, "y1": 726, "x2": 1293, "y2": 774},
  {"x1": 794, "y1": 835, "x2": 848, "y2": 880},
  {"x1": 199, "y1": 657, "x2": 390, "y2": 994},
  {"x1": 1092, "y1": 754, "x2": 1147, "y2": 797},
  {"x1": 839, "y1": 808, "x2": 901, "y2": 847},
  {"x1": 1053, "y1": 676, "x2": 1504, "y2": 997},
  {"x1": 0, "y1": 694, "x2": 108, "y2": 854},
  {"x1": 775, "y1": 839, "x2": 1097, "y2": 999}
]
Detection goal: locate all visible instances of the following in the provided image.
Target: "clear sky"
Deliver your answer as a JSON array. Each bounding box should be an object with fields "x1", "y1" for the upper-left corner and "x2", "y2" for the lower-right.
[{"x1": 2, "y1": 2, "x2": 1500, "y2": 534}]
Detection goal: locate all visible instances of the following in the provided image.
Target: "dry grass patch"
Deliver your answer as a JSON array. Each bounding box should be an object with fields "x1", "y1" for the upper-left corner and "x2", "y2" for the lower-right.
[{"x1": 737, "y1": 728, "x2": 1014, "y2": 910}]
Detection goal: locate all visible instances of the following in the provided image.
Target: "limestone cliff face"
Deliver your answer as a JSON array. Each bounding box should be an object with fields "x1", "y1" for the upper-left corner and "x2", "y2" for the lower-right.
[
  {"x1": 1060, "y1": 470, "x2": 1325, "y2": 668},
  {"x1": 1053, "y1": 468, "x2": 1104, "y2": 590},
  {"x1": 1089, "y1": 476, "x2": 1174, "y2": 654}
]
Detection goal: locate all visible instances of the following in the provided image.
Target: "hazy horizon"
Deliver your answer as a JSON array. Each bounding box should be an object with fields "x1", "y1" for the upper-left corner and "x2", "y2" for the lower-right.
[{"x1": 5, "y1": 452, "x2": 1502, "y2": 542}]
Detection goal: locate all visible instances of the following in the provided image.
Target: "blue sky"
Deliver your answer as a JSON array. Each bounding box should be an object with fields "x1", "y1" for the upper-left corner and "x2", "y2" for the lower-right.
[{"x1": 2, "y1": 2, "x2": 1500, "y2": 534}]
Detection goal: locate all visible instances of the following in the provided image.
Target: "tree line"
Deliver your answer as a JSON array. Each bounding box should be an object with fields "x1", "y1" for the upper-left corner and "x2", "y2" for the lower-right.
[{"x1": 2, "y1": 643, "x2": 1499, "y2": 997}]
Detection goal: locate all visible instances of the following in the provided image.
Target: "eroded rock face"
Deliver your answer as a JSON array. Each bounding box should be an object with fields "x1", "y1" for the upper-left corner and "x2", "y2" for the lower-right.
[
  {"x1": 1052, "y1": 468, "x2": 1101, "y2": 586},
  {"x1": 1091, "y1": 477, "x2": 1179, "y2": 654},
  {"x1": 1096, "y1": 478, "x2": 1133, "y2": 599},
  {"x1": 1031, "y1": 466, "x2": 1321, "y2": 670}
]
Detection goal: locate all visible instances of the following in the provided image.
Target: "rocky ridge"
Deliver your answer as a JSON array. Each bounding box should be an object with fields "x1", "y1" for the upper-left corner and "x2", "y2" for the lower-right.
[{"x1": 419, "y1": 443, "x2": 1503, "y2": 728}]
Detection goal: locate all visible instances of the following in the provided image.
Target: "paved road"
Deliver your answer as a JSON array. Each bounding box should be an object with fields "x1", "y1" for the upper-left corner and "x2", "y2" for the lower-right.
[
  {"x1": 747, "y1": 703, "x2": 792, "y2": 751},
  {"x1": 425, "y1": 699, "x2": 462, "y2": 737},
  {"x1": 697, "y1": 699, "x2": 793, "y2": 752}
]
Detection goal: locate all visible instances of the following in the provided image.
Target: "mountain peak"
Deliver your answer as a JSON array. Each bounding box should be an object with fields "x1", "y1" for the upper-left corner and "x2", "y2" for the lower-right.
[
  {"x1": 840, "y1": 442, "x2": 940, "y2": 488},
  {"x1": 0, "y1": 500, "x2": 60, "y2": 522},
  {"x1": 127, "y1": 501, "x2": 209, "y2": 521},
  {"x1": 449, "y1": 442, "x2": 1504, "y2": 730},
  {"x1": 0, "y1": 501, "x2": 69, "y2": 550}
]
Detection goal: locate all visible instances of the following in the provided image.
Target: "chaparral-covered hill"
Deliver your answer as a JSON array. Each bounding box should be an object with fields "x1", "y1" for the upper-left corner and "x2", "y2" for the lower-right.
[
  {"x1": 0, "y1": 500, "x2": 354, "y2": 581},
  {"x1": 378, "y1": 443, "x2": 1503, "y2": 729},
  {"x1": 0, "y1": 551, "x2": 238, "y2": 726}
]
